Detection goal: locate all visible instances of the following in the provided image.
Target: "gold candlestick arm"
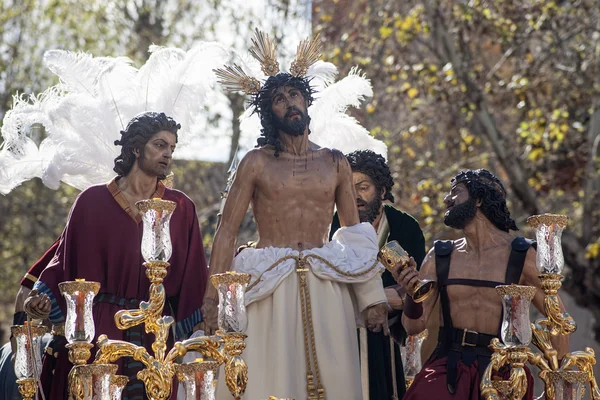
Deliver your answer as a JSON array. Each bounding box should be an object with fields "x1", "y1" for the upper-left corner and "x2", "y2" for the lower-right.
[
  {"x1": 94, "y1": 334, "x2": 153, "y2": 368},
  {"x1": 166, "y1": 335, "x2": 226, "y2": 364},
  {"x1": 114, "y1": 261, "x2": 169, "y2": 334},
  {"x1": 531, "y1": 320, "x2": 560, "y2": 371}
]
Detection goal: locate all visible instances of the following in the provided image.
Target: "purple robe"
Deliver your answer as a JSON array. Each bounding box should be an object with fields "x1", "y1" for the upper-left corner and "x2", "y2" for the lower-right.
[{"x1": 35, "y1": 178, "x2": 208, "y2": 399}]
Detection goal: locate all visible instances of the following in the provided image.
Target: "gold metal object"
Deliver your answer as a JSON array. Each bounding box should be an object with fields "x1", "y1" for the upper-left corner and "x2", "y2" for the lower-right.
[
  {"x1": 481, "y1": 214, "x2": 599, "y2": 399},
  {"x1": 249, "y1": 29, "x2": 280, "y2": 76},
  {"x1": 526, "y1": 214, "x2": 568, "y2": 229},
  {"x1": 210, "y1": 271, "x2": 252, "y2": 286},
  {"x1": 58, "y1": 280, "x2": 101, "y2": 296},
  {"x1": 378, "y1": 241, "x2": 436, "y2": 303},
  {"x1": 290, "y1": 33, "x2": 322, "y2": 77},
  {"x1": 495, "y1": 285, "x2": 536, "y2": 299},
  {"x1": 16, "y1": 378, "x2": 36, "y2": 400},
  {"x1": 135, "y1": 198, "x2": 176, "y2": 214},
  {"x1": 214, "y1": 64, "x2": 262, "y2": 95},
  {"x1": 215, "y1": 28, "x2": 323, "y2": 95}
]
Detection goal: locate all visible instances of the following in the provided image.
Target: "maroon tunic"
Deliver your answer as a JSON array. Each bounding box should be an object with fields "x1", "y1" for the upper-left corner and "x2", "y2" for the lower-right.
[
  {"x1": 35, "y1": 178, "x2": 208, "y2": 399},
  {"x1": 404, "y1": 356, "x2": 535, "y2": 400}
]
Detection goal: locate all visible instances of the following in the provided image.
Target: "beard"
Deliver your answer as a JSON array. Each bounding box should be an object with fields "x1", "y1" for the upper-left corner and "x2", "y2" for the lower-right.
[
  {"x1": 358, "y1": 196, "x2": 383, "y2": 223},
  {"x1": 273, "y1": 106, "x2": 310, "y2": 136},
  {"x1": 444, "y1": 197, "x2": 477, "y2": 229}
]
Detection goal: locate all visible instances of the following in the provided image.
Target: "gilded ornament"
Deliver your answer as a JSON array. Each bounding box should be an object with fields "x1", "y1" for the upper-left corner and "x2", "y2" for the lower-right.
[
  {"x1": 210, "y1": 271, "x2": 252, "y2": 287},
  {"x1": 58, "y1": 280, "x2": 101, "y2": 296},
  {"x1": 526, "y1": 214, "x2": 568, "y2": 229},
  {"x1": 249, "y1": 28, "x2": 280, "y2": 76},
  {"x1": 495, "y1": 284, "x2": 537, "y2": 300},
  {"x1": 136, "y1": 198, "x2": 176, "y2": 214},
  {"x1": 547, "y1": 370, "x2": 589, "y2": 383},
  {"x1": 16, "y1": 378, "x2": 36, "y2": 400},
  {"x1": 289, "y1": 33, "x2": 322, "y2": 77}
]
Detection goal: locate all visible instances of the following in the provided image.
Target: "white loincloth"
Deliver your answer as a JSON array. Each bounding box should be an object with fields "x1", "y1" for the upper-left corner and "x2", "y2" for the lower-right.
[{"x1": 216, "y1": 222, "x2": 386, "y2": 400}]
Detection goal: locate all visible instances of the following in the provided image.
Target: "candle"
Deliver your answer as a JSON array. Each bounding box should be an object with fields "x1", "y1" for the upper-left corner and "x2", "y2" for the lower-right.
[
  {"x1": 74, "y1": 291, "x2": 86, "y2": 341},
  {"x1": 74, "y1": 279, "x2": 87, "y2": 342}
]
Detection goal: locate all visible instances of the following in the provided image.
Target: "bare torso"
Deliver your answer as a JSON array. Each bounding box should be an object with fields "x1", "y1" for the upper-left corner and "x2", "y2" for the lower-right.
[
  {"x1": 444, "y1": 235, "x2": 515, "y2": 335},
  {"x1": 252, "y1": 145, "x2": 344, "y2": 250}
]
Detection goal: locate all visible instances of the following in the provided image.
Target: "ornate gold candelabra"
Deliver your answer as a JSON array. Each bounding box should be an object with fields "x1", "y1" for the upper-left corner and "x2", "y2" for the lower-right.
[
  {"x1": 11, "y1": 323, "x2": 48, "y2": 400},
  {"x1": 61, "y1": 199, "x2": 250, "y2": 400},
  {"x1": 481, "y1": 214, "x2": 600, "y2": 400}
]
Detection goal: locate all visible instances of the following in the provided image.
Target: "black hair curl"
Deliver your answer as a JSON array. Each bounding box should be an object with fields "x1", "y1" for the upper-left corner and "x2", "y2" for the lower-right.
[
  {"x1": 451, "y1": 169, "x2": 518, "y2": 232},
  {"x1": 250, "y1": 72, "x2": 315, "y2": 157},
  {"x1": 345, "y1": 150, "x2": 395, "y2": 203},
  {"x1": 113, "y1": 112, "x2": 180, "y2": 177}
]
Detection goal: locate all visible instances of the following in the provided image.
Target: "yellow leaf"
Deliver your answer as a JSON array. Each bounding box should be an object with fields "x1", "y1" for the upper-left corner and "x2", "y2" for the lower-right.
[
  {"x1": 528, "y1": 148, "x2": 544, "y2": 161},
  {"x1": 586, "y1": 243, "x2": 600, "y2": 259},
  {"x1": 380, "y1": 26, "x2": 393, "y2": 40},
  {"x1": 407, "y1": 88, "x2": 419, "y2": 98},
  {"x1": 422, "y1": 203, "x2": 433, "y2": 217}
]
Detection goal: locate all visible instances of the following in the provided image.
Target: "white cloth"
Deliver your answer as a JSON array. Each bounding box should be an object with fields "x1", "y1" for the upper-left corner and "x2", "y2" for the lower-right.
[{"x1": 216, "y1": 223, "x2": 386, "y2": 400}]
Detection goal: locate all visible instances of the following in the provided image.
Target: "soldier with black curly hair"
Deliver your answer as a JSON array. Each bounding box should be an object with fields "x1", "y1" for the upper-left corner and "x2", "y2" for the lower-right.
[
  {"x1": 394, "y1": 169, "x2": 569, "y2": 400},
  {"x1": 330, "y1": 149, "x2": 426, "y2": 400},
  {"x1": 24, "y1": 111, "x2": 208, "y2": 400}
]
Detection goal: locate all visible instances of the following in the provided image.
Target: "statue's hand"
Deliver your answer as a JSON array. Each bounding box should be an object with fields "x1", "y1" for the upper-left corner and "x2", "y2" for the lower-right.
[
  {"x1": 23, "y1": 289, "x2": 51, "y2": 320},
  {"x1": 366, "y1": 302, "x2": 389, "y2": 336},
  {"x1": 201, "y1": 298, "x2": 219, "y2": 335}
]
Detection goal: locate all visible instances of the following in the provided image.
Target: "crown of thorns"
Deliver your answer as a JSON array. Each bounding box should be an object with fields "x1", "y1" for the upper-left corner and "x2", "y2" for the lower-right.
[
  {"x1": 452, "y1": 169, "x2": 507, "y2": 199},
  {"x1": 213, "y1": 29, "x2": 322, "y2": 95}
]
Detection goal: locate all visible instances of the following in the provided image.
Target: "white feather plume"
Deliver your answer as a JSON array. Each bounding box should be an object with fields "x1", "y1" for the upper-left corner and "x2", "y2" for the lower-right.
[
  {"x1": 43, "y1": 50, "x2": 111, "y2": 97},
  {"x1": 0, "y1": 88, "x2": 61, "y2": 194},
  {"x1": 306, "y1": 60, "x2": 338, "y2": 92},
  {"x1": 1, "y1": 44, "x2": 228, "y2": 194}
]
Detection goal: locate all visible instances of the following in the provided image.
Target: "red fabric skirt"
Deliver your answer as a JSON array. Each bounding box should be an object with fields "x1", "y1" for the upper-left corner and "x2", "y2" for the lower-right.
[{"x1": 404, "y1": 356, "x2": 534, "y2": 400}]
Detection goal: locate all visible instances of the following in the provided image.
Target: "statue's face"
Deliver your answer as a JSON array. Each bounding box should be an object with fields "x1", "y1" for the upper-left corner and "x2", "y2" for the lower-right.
[
  {"x1": 270, "y1": 86, "x2": 309, "y2": 136},
  {"x1": 353, "y1": 172, "x2": 383, "y2": 224},
  {"x1": 443, "y1": 182, "x2": 477, "y2": 229},
  {"x1": 137, "y1": 130, "x2": 177, "y2": 177}
]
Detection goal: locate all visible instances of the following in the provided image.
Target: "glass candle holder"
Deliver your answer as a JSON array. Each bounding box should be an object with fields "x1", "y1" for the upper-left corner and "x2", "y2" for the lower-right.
[
  {"x1": 136, "y1": 199, "x2": 177, "y2": 263},
  {"x1": 11, "y1": 324, "x2": 48, "y2": 380},
  {"x1": 79, "y1": 364, "x2": 118, "y2": 400},
  {"x1": 401, "y1": 329, "x2": 429, "y2": 383},
  {"x1": 110, "y1": 375, "x2": 128, "y2": 400},
  {"x1": 378, "y1": 241, "x2": 436, "y2": 303},
  {"x1": 59, "y1": 280, "x2": 100, "y2": 344},
  {"x1": 496, "y1": 285, "x2": 536, "y2": 347},
  {"x1": 527, "y1": 214, "x2": 568, "y2": 275},
  {"x1": 175, "y1": 360, "x2": 219, "y2": 400},
  {"x1": 210, "y1": 272, "x2": 251, "y2": 333},
  {"x1": 547, "y1": 371, "x2": 587, "y2": 400}
]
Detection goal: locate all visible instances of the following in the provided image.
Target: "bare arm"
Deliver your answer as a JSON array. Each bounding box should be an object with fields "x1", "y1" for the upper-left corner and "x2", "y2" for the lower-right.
[
  {"x1": 334, "y1": 152, "x2": 360, "y2": 227},
  {"x1": 203, "y1": 150, "x2": 263, "y2": 302},
  {"x1": 400, "y1": 248, "x2": 440, "y2": 335},
  {"x1": 520, "y1": 248, "x2": 569, "y2": 358}
]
